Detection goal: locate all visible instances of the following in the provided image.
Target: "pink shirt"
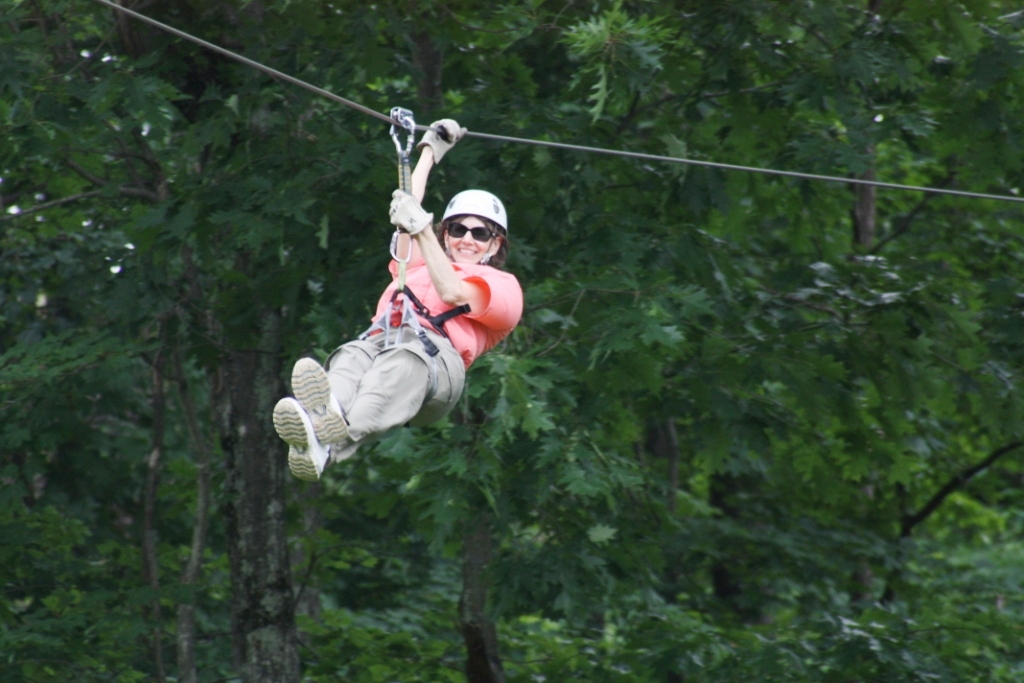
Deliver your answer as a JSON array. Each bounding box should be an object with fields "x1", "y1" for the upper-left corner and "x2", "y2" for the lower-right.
[{"x1": 377, "y1": 255, "x2": 523, "y2": 369}]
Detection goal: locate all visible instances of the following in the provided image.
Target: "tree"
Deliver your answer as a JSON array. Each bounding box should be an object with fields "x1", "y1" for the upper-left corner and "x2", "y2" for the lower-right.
[{"x1": 2, "y1": 0, "x2": 1024, "y2": 681}]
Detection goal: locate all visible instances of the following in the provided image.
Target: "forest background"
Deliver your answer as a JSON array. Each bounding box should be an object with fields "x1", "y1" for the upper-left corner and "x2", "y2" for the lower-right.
[{"x1": 2, "y1": 0, "x2": 1024, "y2": 681}]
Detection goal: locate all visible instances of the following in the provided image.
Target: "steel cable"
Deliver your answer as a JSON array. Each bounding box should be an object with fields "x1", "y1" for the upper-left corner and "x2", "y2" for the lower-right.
[{"x1": 92, "y1": 0, "x2": 1024, "y2": 205}]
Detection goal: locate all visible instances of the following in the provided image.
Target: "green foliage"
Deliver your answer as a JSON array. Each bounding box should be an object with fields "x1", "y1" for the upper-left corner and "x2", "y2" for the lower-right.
[
  {"x1": 297, "y1": 563, "x2": 466, "y2": 682},
  {"x1": 2, "y1": 0, "x2": 1024, "y2": 681},
  {"x1": 563, "y1": 1, "x2": 672, "y2": 120},
  {"x1": 0, "y1": 503, "x2": 150, "y2": 682}
]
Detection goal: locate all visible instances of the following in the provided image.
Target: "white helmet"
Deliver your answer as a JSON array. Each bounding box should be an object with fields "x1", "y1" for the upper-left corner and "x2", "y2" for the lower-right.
[{"x1": 442, "y1": 190, "x2": 508, "y2": 232}]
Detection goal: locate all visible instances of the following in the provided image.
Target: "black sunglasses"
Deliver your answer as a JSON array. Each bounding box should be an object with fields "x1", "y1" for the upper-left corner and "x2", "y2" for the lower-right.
[{"x1": 447, "y1": 222, "x2": 495, "y2": 242}]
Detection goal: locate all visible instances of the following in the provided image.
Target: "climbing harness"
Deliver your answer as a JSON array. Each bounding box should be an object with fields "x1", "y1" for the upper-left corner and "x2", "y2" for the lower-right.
[
  {"x1": 88, "y1": 0, "x2": 1024, "y2": 206},
  {"x1": 357, "y1": 107, "x2": 470, "y2": 398}
]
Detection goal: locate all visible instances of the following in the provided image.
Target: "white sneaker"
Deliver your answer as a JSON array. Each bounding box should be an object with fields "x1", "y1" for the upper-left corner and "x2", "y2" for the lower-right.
[
  {"x1": 273, "y1": 397, "x2": 329, "y2": 481},
  {"x1": 291, "y1": 358, "x2": 349, "y2": 445}
]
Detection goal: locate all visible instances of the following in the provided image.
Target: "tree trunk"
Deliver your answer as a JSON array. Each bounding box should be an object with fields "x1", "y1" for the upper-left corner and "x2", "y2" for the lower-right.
[
  {"x1": 460, "y1": 515, "x2": 505, "y2": 683},
  {"x1": 708, "y1": 474, "x2": 750, "y2": 618},
  {"x1": 852, "y1": 153, "x2": 876, "y2": 250},
  {"x1": 111, "y1": 0, "x2": 146, "y2": 59},
  {"x1": 174, "y1": 348, "x2": 214, "y2": 683},
  {"x1": 221, "y1": 310, "x2": 300, "y2": 682},
  {"x1": 142, "y1": 350, "x2": 167, "y2": 683},
  {"x1": 647, "y1": 419, "x2": 682, "y2": 683},
  {"x1": 649, "y1": 419, "x2": 681, "y2": 513},
  {"x1": 411, "y1": 30, "x2": 444, "y2": 116}
]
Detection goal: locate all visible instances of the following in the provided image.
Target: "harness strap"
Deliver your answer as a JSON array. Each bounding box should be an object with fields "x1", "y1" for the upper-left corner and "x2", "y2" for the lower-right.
[
  {"x1": 357, "y1": 291, "x2": 461, "y2": 402},
  {"x1": 429, "y1": 302, "x2": 472, "y2": 328},
  {"x1": 400, "y1": 288, "x2": 471, "y2": 337},
  {"x1": 358, "y1": 288, "x2": 470, "y2": 357}
]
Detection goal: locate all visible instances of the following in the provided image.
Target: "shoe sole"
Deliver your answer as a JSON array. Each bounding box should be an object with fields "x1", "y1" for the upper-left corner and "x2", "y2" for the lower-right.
[
  {"x1": 273, "y1": 398, "x2": 320, "y2": 482},
  {"x1": 291, "y1": 358, "x2": 348, "y2": 444},
  {"x1": 288, "y1": 446, "x2": 320, "y2": 482}
]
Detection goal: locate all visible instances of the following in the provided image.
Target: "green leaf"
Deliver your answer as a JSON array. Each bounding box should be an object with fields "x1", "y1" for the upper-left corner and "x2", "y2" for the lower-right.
[{"x1": 587, "y1": 524, "x2": 617, "y2": 545}]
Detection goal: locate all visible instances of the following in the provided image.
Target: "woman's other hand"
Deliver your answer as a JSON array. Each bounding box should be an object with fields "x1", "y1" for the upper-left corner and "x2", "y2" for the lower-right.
[
  {"x1": 389, "y1": 190, "x2": 434, "y2": 235},
  {"x1": 416, "y1": 119, "x2": 466, "y2": 163}
]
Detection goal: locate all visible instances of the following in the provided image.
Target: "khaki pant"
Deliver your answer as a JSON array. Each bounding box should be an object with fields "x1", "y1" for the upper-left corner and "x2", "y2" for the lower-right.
[{"x1": 323, "y1": 326, "x2": 465, "y2": 462}]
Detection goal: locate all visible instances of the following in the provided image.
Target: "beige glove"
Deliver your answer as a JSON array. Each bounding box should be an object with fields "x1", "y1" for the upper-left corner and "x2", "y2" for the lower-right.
[
  {"x1": 416, "y1": 118, "x2": 466, "y2": 163},
  {"x1": 389, "y1": 190, "x2": 434, "y2": 235}
]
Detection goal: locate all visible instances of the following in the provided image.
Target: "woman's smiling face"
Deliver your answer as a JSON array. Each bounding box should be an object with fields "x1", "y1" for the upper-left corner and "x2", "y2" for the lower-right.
[{"x1": 444, "y1": 216, "x2": 499, "y2": 265}]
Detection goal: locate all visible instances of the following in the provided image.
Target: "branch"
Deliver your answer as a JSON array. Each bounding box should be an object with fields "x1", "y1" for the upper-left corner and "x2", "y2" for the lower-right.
[
  {"x1": 614, "y1": 80, "x2": 787, "y2": 136},
  {"x1": 702, "y1": 80, "x2": 786, "y2": 100},
  {"x1": 0, "y1": 191, "x2": 103, "y2": 219},
  {"x1": 614, "y1": 90, "x2": 643, "y2": 134},
  {"x1": 537, "y1": 0, "x2": 577, "y2": 31},
  {"x1": 0, "y1": 186, "x2": 163, "y2": 221},
  {"x1": 118, "y1": 186, "x2": 163, "y2": 202},
  {"x1": 792, "y1": 19, "x2": 838, "y2": 56},
  {"x1": 438, "y1": 3, "x2": 532, "y2": 34},
  {"x1": 871, "y1": 174, "x2": 954, "y2": 254},
  {"x1": 101, "y1": 119, "x2": 144, "y2": 187},
  {"x1": 66, "y1": 158, "x2": 108, "y2": 187},
  {"x1": 292, "y1": 546, "x2": 321, "y2": 618},
  {"x1": 536, "y1": 288, "x2": 587, "y2": 357},
  {"x1": 901, "y1": 441, "x2": 1023, "y2": 537}
]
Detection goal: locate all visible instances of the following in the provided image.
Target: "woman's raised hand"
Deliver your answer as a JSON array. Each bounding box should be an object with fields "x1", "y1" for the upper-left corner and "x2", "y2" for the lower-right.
[{"x1": 416, "y1": 119, "x2": 466, "y2": 163}]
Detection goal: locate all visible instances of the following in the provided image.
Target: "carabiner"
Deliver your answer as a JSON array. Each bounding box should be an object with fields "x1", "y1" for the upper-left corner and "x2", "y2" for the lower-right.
[{"x1": 389, "y1": 106, "x2": 416, "y2": 193}]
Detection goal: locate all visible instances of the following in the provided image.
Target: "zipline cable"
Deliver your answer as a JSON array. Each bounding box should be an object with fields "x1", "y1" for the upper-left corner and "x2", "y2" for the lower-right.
[
  {"x1": 93, "y1": 0, "x2": 1024, "y2": 205},
  {"x1": 92, "y1": 0, "x2": 397, "y2": 128},
  {"x1": 467, "y1": 131, "x2": 1024, "y2": 203}
]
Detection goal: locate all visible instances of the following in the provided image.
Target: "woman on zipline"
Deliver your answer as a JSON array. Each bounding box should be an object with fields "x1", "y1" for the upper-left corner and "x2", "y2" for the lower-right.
[{"x1": 273, "y1": 119, "x2": 524, "y2": 480}]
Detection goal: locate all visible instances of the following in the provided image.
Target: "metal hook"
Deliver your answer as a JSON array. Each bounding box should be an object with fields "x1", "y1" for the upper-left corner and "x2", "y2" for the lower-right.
[{"x1": 389, "y1": 107, "x2": 416, "y2": 193}]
